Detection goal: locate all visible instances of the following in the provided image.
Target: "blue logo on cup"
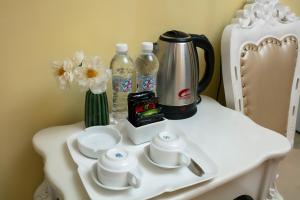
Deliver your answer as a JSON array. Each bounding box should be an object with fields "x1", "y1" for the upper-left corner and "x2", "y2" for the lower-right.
[
  {"x1": 163, "y1": 135, "x2": 171, "y2": 140},
  {"x1": 115, "y1": 153, "x2": 123, "y2": 158}
]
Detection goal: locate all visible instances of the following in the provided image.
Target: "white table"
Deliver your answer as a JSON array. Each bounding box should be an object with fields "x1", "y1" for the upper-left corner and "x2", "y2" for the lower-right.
[{"x1": 32, "y1": 96, "x2": 291, "y2": 200}]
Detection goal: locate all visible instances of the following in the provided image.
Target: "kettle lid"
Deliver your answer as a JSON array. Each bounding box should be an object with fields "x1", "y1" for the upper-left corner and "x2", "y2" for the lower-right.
[{"x1": 159, "y1": 30, "x2": 192, "y2": 43}]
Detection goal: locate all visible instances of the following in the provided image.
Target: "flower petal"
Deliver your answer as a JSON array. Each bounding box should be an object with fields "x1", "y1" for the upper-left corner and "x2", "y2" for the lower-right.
[{"x1": 73, "y1": 50, "x2": 85, "y2": 66}]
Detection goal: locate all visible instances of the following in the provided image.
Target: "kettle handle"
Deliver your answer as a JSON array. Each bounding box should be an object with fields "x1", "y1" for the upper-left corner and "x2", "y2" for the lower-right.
[{"x1": 190, "y1": 34, "x2": 215, "y2": 98}]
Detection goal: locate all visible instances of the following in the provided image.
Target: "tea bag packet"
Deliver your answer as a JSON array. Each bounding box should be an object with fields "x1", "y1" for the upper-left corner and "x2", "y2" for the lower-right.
[{"x1": 127, "y1": 91, "x2": 164, "y2": 127}]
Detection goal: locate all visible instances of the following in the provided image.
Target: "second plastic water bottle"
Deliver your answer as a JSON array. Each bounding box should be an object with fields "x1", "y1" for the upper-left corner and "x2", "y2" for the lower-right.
[{"x1": 136, "y1": 42, "x2": 159, "y2": 94}]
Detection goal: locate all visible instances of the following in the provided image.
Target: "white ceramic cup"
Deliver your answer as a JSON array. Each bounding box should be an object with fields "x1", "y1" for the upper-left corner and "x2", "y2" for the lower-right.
[
  {"x1": 97, "y1": 148, "x2": 142, "y2": 188},
  {"x1": 149, "y1": 131, "x2": 190, "y2": 166}
]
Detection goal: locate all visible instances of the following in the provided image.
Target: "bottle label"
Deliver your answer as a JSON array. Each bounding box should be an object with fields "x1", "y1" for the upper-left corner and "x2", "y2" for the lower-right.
[
  {"x1": 113, "y1": 76, "x2": 132, "y2": 92},
  {"x1": 137, "y1": 74, "x2": 156, "y2": 92}
]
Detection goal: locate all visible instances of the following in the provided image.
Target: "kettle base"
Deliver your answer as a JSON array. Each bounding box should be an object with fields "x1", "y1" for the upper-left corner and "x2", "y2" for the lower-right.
[{"x1": 159, "y1": 103, "x2": 197, "y2": 120}]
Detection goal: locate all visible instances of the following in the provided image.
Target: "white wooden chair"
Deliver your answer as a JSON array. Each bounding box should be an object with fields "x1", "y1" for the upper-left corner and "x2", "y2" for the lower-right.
[
  {"x1": 221, "y1": 0, "x2": 300, "y2": 146},
  {"x1": 221, "y1": 0, "x2": 300, "y2": 199}
]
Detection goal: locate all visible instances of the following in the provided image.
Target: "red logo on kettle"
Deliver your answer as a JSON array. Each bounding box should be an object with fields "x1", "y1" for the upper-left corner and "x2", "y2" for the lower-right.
[{"x1": 178, "y1": 88, "x2": 191, "y2": 99}]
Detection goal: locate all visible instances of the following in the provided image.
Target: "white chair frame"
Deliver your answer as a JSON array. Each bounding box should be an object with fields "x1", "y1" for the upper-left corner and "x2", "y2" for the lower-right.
[{"x1": 221, "y1": 0, "x2": 300, "y2": 146}]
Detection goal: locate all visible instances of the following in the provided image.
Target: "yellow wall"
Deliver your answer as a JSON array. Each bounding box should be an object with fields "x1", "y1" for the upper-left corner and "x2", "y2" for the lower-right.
[{"x1": 0, "y1": 0, "x2": 299, "y2": 199}]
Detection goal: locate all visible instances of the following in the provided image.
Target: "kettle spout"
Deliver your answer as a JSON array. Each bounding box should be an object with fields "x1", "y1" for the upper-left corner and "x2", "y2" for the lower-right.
[{"x1": 153, "y1": 42, "x2": 159, "y2": 54}]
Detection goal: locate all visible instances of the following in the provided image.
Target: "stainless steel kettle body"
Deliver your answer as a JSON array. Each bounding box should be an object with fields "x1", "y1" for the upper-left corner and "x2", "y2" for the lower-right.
[{"x1": 154, "y1": 30, "x2": 215, "y2": 119}]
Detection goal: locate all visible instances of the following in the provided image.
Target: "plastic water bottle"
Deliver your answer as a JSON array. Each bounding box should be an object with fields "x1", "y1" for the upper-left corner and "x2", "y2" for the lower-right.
[
  {"x1": 110, "y1": 44, "x2": 135, "y2": 120},
  {"x1": 136, "y1": 42, "x2": 159, "y2": 93}
]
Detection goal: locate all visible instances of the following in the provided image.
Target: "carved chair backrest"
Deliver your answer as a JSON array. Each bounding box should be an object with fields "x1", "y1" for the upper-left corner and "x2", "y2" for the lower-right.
[{"x1": 221, "y1": 0, "x2": 300, "y2": 145}]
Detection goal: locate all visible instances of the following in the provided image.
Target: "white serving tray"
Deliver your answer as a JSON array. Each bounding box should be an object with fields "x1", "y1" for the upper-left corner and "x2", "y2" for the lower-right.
[{"x1": 66, "y1": 122, "x2": 218, "y2": 200}]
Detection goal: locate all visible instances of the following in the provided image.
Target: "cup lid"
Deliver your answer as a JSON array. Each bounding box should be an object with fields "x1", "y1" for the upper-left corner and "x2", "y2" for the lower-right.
[
  {"x1": 98, "y1": 148, "x2": 137, "y2": 172},
  {"x1": 151, "y1": 131, "x2": 186, "y2": 151}
]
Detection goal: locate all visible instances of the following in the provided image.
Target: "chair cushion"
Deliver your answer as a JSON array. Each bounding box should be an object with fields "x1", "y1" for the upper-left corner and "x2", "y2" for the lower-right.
[{"x1": 240, "y1": 36, "x2": 298, "y2": 135}]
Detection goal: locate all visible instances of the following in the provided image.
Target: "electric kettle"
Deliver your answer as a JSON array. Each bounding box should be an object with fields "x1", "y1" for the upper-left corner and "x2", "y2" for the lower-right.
[{"x1": 154, "y1": 30, "x2": 215, "y2": 119}]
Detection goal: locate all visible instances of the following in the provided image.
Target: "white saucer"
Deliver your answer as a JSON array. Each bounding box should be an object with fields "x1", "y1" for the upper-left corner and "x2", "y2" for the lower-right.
[
  {"x1": 143, "y1": 145, "x2": 184, "y2": 169},
  {"x1": 90, "y1": 163, "x2": 133, "y2": 191},
  {"x1": 77, "y1": 126, "x2": 122, "y2": 159}
]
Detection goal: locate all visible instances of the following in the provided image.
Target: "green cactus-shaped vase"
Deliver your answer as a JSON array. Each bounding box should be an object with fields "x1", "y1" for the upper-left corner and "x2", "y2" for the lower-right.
[{"x1": 85, "y1": 90, "x2": 109, "y2": 127}]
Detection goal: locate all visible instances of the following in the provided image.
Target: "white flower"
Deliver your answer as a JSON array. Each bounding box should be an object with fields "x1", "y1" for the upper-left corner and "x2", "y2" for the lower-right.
[
  {"x1": 73, "y1": 50, "x2": 85, "y2": 66},
  {"x1": 74, "y1": 56, "x2": 111, "y2": 94},
  {"x1": 52, "y1": 59, "x2": 74, "y2": 89}
]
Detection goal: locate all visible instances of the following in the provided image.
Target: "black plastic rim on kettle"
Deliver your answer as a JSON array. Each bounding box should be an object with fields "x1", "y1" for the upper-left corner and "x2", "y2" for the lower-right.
[{"x1": 159, "y1": 30, "x2": 192, "y2": 43}]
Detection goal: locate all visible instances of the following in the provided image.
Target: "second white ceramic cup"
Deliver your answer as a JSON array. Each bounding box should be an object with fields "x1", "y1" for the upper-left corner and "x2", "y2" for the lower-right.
[{"x1": 149, "y1": 131, "x2": 190, "y2": 166}]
